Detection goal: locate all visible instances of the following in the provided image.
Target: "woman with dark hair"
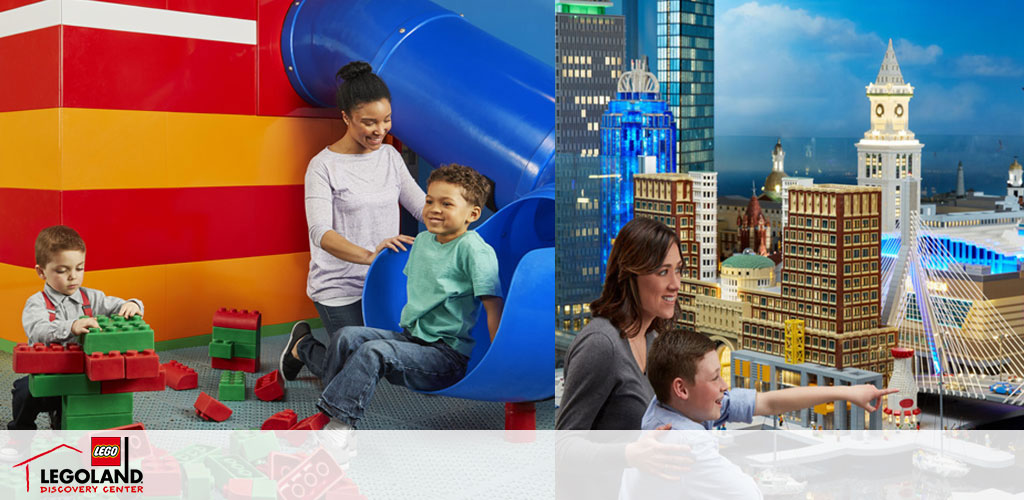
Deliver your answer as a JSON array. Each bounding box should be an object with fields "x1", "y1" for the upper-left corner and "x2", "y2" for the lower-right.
[
  {"x1": 555, "y1": 217, "x2": 691, "y2": 498},
  {"x1": 281, "y1": 61, "x2": 424, "y2": 380}
]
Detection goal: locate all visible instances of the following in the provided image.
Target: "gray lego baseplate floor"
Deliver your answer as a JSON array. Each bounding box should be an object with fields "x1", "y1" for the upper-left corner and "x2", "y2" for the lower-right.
[{"x1": 0, "y1": 326, "x2": 555, "y2": 430}]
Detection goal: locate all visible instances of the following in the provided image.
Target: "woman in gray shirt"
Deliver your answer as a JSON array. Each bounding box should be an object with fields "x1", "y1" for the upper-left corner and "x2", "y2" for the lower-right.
[
  {"x1": 556, "y1": 217, "x2": 691, "y2": 498},
  {"x1": 303, "y1": 61, "x2": 425, "y2": 337}
]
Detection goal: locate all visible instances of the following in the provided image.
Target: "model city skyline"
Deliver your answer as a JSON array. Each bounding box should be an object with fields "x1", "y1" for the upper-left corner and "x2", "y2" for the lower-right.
[{"x1": 554, "y1": 0, "x2": 1024, "y2": 429}]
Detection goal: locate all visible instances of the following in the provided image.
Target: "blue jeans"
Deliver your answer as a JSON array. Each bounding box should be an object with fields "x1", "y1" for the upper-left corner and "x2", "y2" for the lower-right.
[
  {"x1": 314, "y1": 301, "x2": 364, "y2": 338},
  {"x1": 298, "y1": 326, "x2": 468, "y2": 427}
]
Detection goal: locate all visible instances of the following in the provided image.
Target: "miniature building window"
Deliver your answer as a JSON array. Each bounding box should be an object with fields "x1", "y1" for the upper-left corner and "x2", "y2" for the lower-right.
[
  {"x1": 829, "y1": 355, "x2": 835, "y2": 363},
  {"x1": 843, "y1": 355, "x2": 849, "y2": 364},
  {"x1": 829, "y1": 340, "x2": 835, "y2": 349}
]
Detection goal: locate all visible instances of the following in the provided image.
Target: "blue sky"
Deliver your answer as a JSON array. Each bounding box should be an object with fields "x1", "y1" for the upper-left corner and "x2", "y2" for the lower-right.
[{"x1": 714, "y1": 1, "x2": 1024, "y2": 137}]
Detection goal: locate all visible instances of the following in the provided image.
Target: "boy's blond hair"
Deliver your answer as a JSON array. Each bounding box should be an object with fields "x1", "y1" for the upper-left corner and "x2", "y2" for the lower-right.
[
  {"x1": 35, "y1": 225, "x2": 86, "y2": 267},
  {"x1": 427, "y1": 164, "x2": 492, "y2": 208}
]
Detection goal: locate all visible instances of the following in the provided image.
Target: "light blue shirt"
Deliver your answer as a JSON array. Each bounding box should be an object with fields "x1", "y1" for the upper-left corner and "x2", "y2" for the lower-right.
[{"x1": 641, "y1": 388, "x2": 757, "y2": 431}]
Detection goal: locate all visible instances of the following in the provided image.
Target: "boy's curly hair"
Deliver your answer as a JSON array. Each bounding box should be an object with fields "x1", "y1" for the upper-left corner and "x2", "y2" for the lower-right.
[
  {"x1": 427, "y1": 164, "x2": 492, "y2": 208},
  {"x1": 35, "y1": 225, "x2": 86, "y2": 267}
]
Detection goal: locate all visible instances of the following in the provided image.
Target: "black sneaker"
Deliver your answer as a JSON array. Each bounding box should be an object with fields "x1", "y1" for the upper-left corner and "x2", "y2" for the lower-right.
[{"x1": 280, "y1": 321, "x2": 310, "y2": 381}]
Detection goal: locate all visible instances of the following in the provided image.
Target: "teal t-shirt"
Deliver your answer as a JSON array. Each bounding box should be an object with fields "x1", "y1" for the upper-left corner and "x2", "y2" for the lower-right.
[{"x1": 399, "y1": 230, "x2": 501, "y2": 357}]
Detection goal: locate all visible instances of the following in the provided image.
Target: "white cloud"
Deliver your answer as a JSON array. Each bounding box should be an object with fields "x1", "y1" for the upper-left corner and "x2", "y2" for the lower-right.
[
  {"x1": 895, "y1": 38, "x2": 942, "y2": 65},
  {"x1": 954, "y1": 55, "x2": 1024, "y2": 77}
]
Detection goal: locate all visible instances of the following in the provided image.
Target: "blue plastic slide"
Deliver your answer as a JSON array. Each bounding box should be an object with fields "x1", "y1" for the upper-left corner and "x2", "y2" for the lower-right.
[{"x1": 281, "y1": 0, "x2": 554, "y2": 401}]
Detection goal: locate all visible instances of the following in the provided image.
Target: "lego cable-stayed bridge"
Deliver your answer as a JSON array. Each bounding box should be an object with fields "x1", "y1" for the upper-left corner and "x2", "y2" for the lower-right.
[{"x1": 881, "y1": 202, "x2": 1024, "y2": 407}]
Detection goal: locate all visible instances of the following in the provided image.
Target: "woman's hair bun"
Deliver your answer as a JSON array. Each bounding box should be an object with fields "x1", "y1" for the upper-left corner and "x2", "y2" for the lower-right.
[{"x1": 336, "y1": 61, "x2": 373, "y2": 81}]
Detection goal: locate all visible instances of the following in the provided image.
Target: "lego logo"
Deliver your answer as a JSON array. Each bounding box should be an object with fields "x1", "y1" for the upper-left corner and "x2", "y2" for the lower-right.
[{"x1": 93, "y1": 445, "x2": 120, "y2": 458}]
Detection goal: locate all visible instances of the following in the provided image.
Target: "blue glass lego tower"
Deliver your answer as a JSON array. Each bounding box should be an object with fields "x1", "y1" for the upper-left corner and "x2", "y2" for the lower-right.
[{"x1": 599, "y1": 59, "x2": 677, "y2": 270}]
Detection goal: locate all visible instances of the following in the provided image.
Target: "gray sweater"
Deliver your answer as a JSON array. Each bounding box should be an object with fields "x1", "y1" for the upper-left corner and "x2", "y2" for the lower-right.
[
  {"x1": 557, "y1": 316, "x2": 655, "y2": 430},
  {"x1": 555, "y1": 316, "x2": 656, "y2": 500}
]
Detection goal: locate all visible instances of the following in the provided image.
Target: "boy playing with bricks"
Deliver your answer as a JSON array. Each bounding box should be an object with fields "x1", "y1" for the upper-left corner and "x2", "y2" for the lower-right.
[
  {"x1": 280, "y1": 164, "x2": 503, "y2": 433},
  {"x1": 620, "y1": 329, "x2": 897, "y2": 499},
  {"x1": 7, "y1": 225, "x2": 144, "y2": 432}
]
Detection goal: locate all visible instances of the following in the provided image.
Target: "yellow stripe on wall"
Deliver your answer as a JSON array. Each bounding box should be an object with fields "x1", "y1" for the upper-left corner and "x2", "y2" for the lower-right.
[
  {"x1": 0, "y1": 108, "x2": 343, "y2": 190},
  {"x1": 0, "y1": 109, "x2": 60, "y2": 189},
  {"x1": 0, "y1": 252, "x2": 317, "y2": 344}
]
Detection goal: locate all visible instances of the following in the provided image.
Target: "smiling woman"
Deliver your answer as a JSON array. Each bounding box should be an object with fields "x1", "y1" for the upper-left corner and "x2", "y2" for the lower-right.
[{"x1": 299, "y1": 61, "x2": 426, "y2": 339}]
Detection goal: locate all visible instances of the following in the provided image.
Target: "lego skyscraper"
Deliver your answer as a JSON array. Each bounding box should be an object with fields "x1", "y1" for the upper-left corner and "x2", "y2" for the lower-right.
[
  {"x1": 656, "y1": 0, "x2": 714, "y2": 172},
  {"x1": 555, "y1": 0, "x2": 625, "y2": 353}
]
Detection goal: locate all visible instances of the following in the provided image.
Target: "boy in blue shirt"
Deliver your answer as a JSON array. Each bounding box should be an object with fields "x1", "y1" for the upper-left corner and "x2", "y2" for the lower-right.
[
  {"x1": 7, "y1": 225, "x2": 144, "y2": 432},
  {"x1": 280, "y1": 164, "x2": 503, "y2": 430},
  {"x1": 621, "y1": 330, "x2": 896, "y2": 499}
]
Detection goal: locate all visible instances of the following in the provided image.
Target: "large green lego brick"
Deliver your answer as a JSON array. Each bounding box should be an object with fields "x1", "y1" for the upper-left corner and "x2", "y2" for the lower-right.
[
  {"x1": 219, "y1": 371, "x2": 245, "y2": 401},
  {"x1": 62, "y1": 392, "x2": 133, "y2": 416},
  {"x1": 63, "y1": 411, "x2": 133, "y2": 430},
  {"x1": 174, "y1": 444, "x2": 220, "y2": 464},
  {"x1": 181, "y1": 462, "x2": 213, "y2": 500},
  {"x1": 229, "y1": 431, "x2": 279, "y2": 462},
  {"x1": 84, "y1": 315, "x2": 155, "y2": 354},
  {"x1": 204, "y1": 453, "x2": 264, "y2": 489},
  {"x1": 29, "y1": 373, "x2": 101, "y2": 397},
  {"x1": 212, "y1": 326, "x2": 260, "y2": 346},
  {"x1": 209, "y1": 339, "x2": 234, "y2": 359}
]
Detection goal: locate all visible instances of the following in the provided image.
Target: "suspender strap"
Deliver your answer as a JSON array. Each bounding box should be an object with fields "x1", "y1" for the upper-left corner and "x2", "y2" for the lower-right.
[
  {"x1": 80, "y1": 289, "x2": 93, "y2": 317},
  {"x1": 41, "y1": 289, "x2": 93, "y2": 322},
  {"x1": 42, "y1": 292, "x2": 56, "y2": 322}
]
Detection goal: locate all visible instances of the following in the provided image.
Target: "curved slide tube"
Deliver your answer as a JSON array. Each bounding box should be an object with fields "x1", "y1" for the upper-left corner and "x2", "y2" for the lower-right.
[
  {"x1": 281, "y1": 0, "x2": 555, "y2": 208},
  {"x1": 362, "y1": 190, "x2": 554, "y2": 401}
]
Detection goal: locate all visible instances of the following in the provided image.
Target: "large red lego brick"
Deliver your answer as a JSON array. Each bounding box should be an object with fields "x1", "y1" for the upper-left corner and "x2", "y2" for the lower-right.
[
  {"x1": 101, "y1": 369, "x2": 166, "y2": 394},
  {"x1": 289, "y1": 412, "x2": 329, "y2": 431},
  {"x1": 254, "y1": 370, "x2": 284, "y2": 401},
  {"x1": 277, "y1": 448, "x2": 345, "y2": 500},
  {"x1": 13, "y1": 343, "x2": 86, "y2": 374},
  {"x1": 213, "y1": 308, "x2": 262, "y2": 331},
  {"x1": 260, "y1": 409, "x2": 297, "y2": 431},
  {"x1": 162, "y1": 360, "x2": 198, "y2": 390},
  {"x1": 0, "y1": 26, "x2": 59, "y2": 113},
  {"x1": 85, "y1": 351, "x2": 125, "y2": 381},
  {"x1": 194, "y1": 391, "x2": 232, "y2": 422},
  {"x1": 212, "y1": 355, "x2": 259, "y2": 373},
  {"x1": 124, "y1": 349, "x2": 160, "y2": 379},
  {"x1": 266, "y1": 451, "x2": 306, "y2": 480},
  {"x1": 323, "y1": 478, "x2": 366, "y2": 500}
]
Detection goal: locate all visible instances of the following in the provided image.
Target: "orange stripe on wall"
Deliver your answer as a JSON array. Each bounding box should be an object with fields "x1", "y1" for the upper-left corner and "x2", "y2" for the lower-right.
[
  {"x1": 0, "y1": 108, "x2": 60, "y2": 190},
  {"x1": 0, "y1": 252, "x2": 317, "y2": 345},
  {"x1": 0, "y1": 108, "x2": 344, "y2": 190}
]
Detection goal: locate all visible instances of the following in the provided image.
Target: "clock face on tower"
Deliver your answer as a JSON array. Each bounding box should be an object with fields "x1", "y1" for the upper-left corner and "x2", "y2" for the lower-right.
[
  {"x1": 895, "y1": 104, "x2": 904, "y2": 117},
  {"x1": 875, "y1": 104, "x2": 884, "y2": 117}
]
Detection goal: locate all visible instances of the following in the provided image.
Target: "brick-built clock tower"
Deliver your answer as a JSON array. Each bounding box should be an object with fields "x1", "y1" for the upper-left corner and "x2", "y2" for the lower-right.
[{"x1": 856, "y1": 39, "x2": 923, "y2": 233}]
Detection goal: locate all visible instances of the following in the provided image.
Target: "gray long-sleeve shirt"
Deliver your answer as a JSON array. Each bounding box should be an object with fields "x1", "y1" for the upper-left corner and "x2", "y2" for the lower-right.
[
  {"x1": 555, "y1": 316, "x2": 656, "y2": 500},
  {"x1": 22, "y1": 284, "x2": 144, "y2": 344},
  {"x1": 304, "y1": 145, "x2": 425, "y2": 303}
]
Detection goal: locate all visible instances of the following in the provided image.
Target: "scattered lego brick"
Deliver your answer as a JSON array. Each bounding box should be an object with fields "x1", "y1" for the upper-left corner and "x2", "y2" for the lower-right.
[
  {"x1": 277, "y1": 448, "x2": 344, "y2": 500},
  {"x1": 323, "y1": 478, "x2": 367, "y2": 500},
  {"x1": 212, "y1": 355, "x2": 259, "y2": 373},
  {"x1": 229, "y1": 430, "x2": 279, "y2": 462},
  {"x1": 289, "y1": 412, "x2": 330, "y2": 431},
  {"x1": 194, "y1": 392, "x2": 232, "y2": 422},
  {"x1": 162, "y1": 360, "x2": 198, "y2": 390},
  {"x1": 13, "y1": 343, "x2": 86, "y2": 374},
  {"x1": 62, "y1": 392, "x2": 133, "y2": 416},
  {"x1": 29, "y1": 373, "x2": 101, "y2": 397},
  {"x1": 209, "y1": 339, "x2": 235, "y2": 359},
  {"x1": 84, "y1": 315, "x2": 155, "y2": 354},
  {"x1": 261, "y1": 409, "x2": 298, "y2": 431},
  {"x1": 213, "y1": 308, "x2": 262, "y2": 331},
  {"x1": 204, "y1": 453, "x2": 265, "y2": 489},
  {"x1": 265, "y1": 451, "x2": 308, "y2": 480},
  {"x1": 64, "y1": 411, "x2": 133, "y2": 430},
  {"x1": 85, "y1": 351, "x2": 125, "y2": 381},
  {"x1": 224, "y1": 477, "x2": 277, "y2": 500},
  {"x1": 101, "y1": 369, "x2": 166, "y2": 394},
  {"x1": 141, "y1": 453, "x2": 182, "y2": 496},
  {"x1": 182, "y1": 462, "x2": 214, "y2": 500},
  {"x1": 108, "y1": 422, "x2": 145, "y2": 430},
  {"x1": 219, "y1": 371, "x2": 245, "y2": 401},
  {"x1": 254, "y1": 370, "x2": 284, "y2": 401},
  {"x1": 174, "y1": 443, "x2": 220, "y2": 464},
  {"x1": 124, "y1": 349, "x2": 160, "y2": 379}
]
